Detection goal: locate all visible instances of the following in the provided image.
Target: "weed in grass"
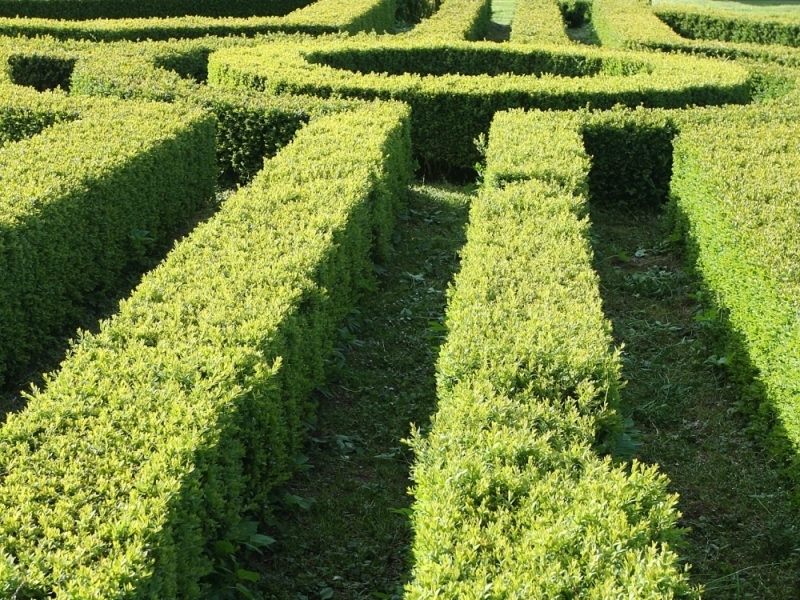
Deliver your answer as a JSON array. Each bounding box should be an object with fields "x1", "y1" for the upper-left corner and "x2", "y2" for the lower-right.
[
  {"x1": 248, "y1": 183, "x2": 471, "y2": 600},
  {"x1": 591, "y1": 205, "x2": 800, "y2": 599}
]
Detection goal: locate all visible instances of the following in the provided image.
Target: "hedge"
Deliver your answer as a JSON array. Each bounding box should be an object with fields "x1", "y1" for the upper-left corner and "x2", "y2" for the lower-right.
[
  {"x1": 0, "y1": 83, "x2": 79, "y2": 146},
  {"x1": 509, "y1": 0, "x2": 571, "y2": 45},
  {"x1": 404, "y1": 0, "x2": 491, "y2": 41},
  {"x1": 655, "y1": 3, "x2": 800, "y2": 48},
  {"x1": 208, "y1": 36, "x2": 749, "y2": 168},
  {"x1": 0, "y1": 101, "x2": 413, "y2": 599},
  {"x1": 0, "y1": 36, "x2": 371, "y2": 186},
  {"x1": 0, "y1": 0, "x2": 396, "y2": 41},
  {"x1": 670, "y1": 105, "x2": 800, "y2": 495},
  {"x1": 0, "y1": 98, "x2": 216, "y2": 389},
  {"x1": 592, "y1": 0, "x2": 684, "y2": 49},
  {"x1": 0, "y1": 0, "x2": 309, "y2": 20},
  {"x1": 406, "y1": 107, "x2": 694, "y2": 598}
]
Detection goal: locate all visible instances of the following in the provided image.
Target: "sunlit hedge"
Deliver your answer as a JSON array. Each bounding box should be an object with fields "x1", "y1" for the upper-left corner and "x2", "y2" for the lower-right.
[
  {"x1": 406, "y1": 107, "x2": 695, "y2": 599},
  {"x1": 0, "y1": 97, "x2": 215, "y2": 387},
  {"x1": 0, "y1": 101, "x2": 413, "y2": 599}
]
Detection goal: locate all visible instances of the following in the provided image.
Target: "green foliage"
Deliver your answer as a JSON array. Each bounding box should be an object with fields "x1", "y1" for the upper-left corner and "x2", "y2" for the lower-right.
[
  {"x1": 406, "y1": 108, "x2": 694, "y2": 598},
  {"x1": 510, "y1": 0, "x2": 572, "y2": 45},
  {"x1": 670, "y1": 105, "x2": 800, "y2": 496},
  {"x1": 404, "y1": 0, "x2": 492, "y2": 41},
  {"x1": 592, "y1": 0, "x2": 685, "y2": 48},
  {"x1": 0, "y1": 98, "x2": 216, "y2": 388},
  {"x1": 0, "y1": 0, "x2": 309, "y2": 19},
  {"x1": 0, "y1": 0, "x2": 396, "y2": 41},
  {"x1": 209, "y1": 36, "x2": 749, "y2": 168},
  {"x1": 656, "y1": 3, "x2": 800, "y2": 48},
  {"x1": 0, "y1": 83, "x2": 79, "y2": 146},
  {"x1": 0, "y1": 102, "x2": 413, "y2": 599}
]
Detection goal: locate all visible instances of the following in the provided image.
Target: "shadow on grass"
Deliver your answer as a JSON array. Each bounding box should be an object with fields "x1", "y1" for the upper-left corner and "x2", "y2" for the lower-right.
[
  {"x1": 249, "y1": 182, "x2": 472, "y2": 600},
  {"x1": 589, "y1": 203, "x2": 800, "y2": 599}
]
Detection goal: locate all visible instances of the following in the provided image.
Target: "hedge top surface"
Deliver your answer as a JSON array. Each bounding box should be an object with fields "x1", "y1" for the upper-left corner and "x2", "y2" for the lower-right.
[{"x1": 208, "y1": 35, "x2": 749, "y2": 99}]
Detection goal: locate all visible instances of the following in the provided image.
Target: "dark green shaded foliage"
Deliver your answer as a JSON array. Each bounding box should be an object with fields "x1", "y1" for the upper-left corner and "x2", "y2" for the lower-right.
[{"x1": 8, "y1": 54, "x2": 75, "y2": 91}]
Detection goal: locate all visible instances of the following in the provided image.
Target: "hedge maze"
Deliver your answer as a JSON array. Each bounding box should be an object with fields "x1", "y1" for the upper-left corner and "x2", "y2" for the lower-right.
[{"x1": 0, "y1": 0, "x2": 799, "y2": 597}]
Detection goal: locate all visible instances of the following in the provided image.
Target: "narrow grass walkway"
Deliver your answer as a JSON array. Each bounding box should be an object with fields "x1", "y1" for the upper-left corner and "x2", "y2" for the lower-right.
[
  {"x1": 250, "y1": 183, "x2": 472, "y2": 600},
  {"x1": 591, "y1": 205, "x2": 800, "y2": 599},
  {"x1": 487, "y1": 0, "x2": 516, "y2": 41}
]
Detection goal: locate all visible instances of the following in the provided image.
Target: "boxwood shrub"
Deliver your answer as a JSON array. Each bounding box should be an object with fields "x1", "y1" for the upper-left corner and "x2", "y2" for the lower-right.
[
  {"x1": 0, "y1": 98, "x2": 216, "y2": 388},
  {"x1": 0, "y1": 101, "x2": 413, "y2": 599},
  {"x1": 208, "y1": 36, "x2": 749, "y2": 168},
  {"x1": 406, "y1": 107, "x2": 695, "y2": 598},
  {"x1": 510, "y1": 0, "x2": 571, "y2": 45}
]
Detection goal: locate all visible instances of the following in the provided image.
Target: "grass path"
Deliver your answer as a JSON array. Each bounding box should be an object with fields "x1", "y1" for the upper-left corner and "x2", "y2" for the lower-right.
[
  {"x1": 249, "y1": 183, "x2": 471, "y2": 600},
  {"x1": 591, "y1": 205, "x2": 800, "y2": 599},
  {"x1": 487, "y1": 0, "x2": 516, "y2": 41}
]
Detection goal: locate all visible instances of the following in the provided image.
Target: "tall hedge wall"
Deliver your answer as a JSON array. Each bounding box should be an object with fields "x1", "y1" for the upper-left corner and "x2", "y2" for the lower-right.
[
  {"x1": 0, "y1": 98, "x2": 216, "y2": 388},
  {"x1": 0, "y1": 101, "x2": 413, "y2": 599},
  {"x1": 406, "y1": 107, "x2": 695, "y2": 598},
  {"x1": 0, "y1": 0, "x2": 310, "y2": 20},
  {"x1": 0, "y1": 0, "x2": 396, "y2": 41},
  {"x1": 509, "y1": 0, "x2": 571, "y2": 45}
]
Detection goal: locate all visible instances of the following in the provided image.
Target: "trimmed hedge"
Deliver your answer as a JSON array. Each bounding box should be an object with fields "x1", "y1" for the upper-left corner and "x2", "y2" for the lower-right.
[
  {"x1": 406, "y1": 108, "x2": 694, "y2": 598},
  {"x1": 0, "y1": 0, "x2": 309, "y2": 19},
  {"x1": 0, "y1": 36, "x2": 371, "y2": 186},
  {"x1": 0, "y1": 101, "x2": 413, "y2": 599},
  {"x1": 0, "y1": 0, "x2": 396, "y2": 41},
  {"x1": 670, "y1": 105, "x2": 800, "y2": 495},
  {"x1": 209, "y1": 36, "x2": 749, "y2": 168},
  {"x1": 404, "y1": 0, "x2": 491, "y2": 41},
  {"x1": 592, "y1": 0, "x2": 684, "y2": 49},
  {"x1": 0, "y1": 98, "x2": 216, "y2": 388},
  {"x1": 510, "y1": 0, "x2": 571, "y2": 45},
  {"x1": 656, "y1": 3, "x2": 800, "y2": 48},
  {"x1": 0, "y1": 83, "x2": 79, "y2": 146}
]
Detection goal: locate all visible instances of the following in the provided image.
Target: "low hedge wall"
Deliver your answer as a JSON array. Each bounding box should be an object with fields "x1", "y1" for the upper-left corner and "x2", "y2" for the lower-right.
[
  {"x1": 0, "y1": 101, "x2": 413, "y2": 598},
  {"x1": 0, "y1": 36, "x2": 368, "y2": 186},
  {"x1": 406, "y1": 107, "x2": 694, "y2": 598},
  {"x1": 671, "y1": 105, "x2": 800, "y2": 495},
  {"x1": 656, "y1": 3, "x2": 800, "y2": 48},
  {"x1": 208, "y1": 36, "x2": 749, "y2": 168},
  {"x1": 0, "y1": 83, "x2": 79, "y2": 146},
  {"x1": 404, "y1": 0, "x2": 491, "y2": 41},
  {"x1": 0, "y1": 98, "x2": 215, "y2": 388},
  {"x1": 0, "y1": 0, "x2": 309, "y2": 20},
  {"x1": 509, "y1": 0, "x2": 571, "y2": 45},
  {"x1": 0, "y1": 0, "x2": 396, "y2": 41}
]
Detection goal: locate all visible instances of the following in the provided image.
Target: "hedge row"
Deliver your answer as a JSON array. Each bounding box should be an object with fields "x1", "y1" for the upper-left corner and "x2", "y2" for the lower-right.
[
  {"x1": 404, "y1": 0, "x2": 491, "y2": 41},
  {"x1": 0, "y1": 101, "x2": 413, "y2": 599},
  {"x1": 588, "y1": 0, "x2": 800, "y2": 69},
  {"x1": 0, "y1": 0, "x2": 308, "y2": 20},
  {"x1": 509, "y1": 0, "x2": 571, "y2": 45},
  {"x1": 0, "y1": 0, "x2": 396, "y2": 41},
  {"x1": 208, "y1": 36, "x2": 749, "y2": 167},
  {"x1": 670, "y1": 105, "x2": 800, "y2": 495},
  {"x1": 0, "y1": 83, "x2": 79, "y2": 146},
  {"x1": 656, "y1": 3, "x2": 800, "y2": 48},
  {"x1": 592, "y1": 0, "x2": 684, "y2": 49},
  {"x1": 406, "y1": 108, "x2": 694, "y2": 598},
  {"x1": 0, "y1": 98, "x2": 216, "y2": 389},
  {"x1": 0, "y1": 36, "x2": 370, "y2": 185}
]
